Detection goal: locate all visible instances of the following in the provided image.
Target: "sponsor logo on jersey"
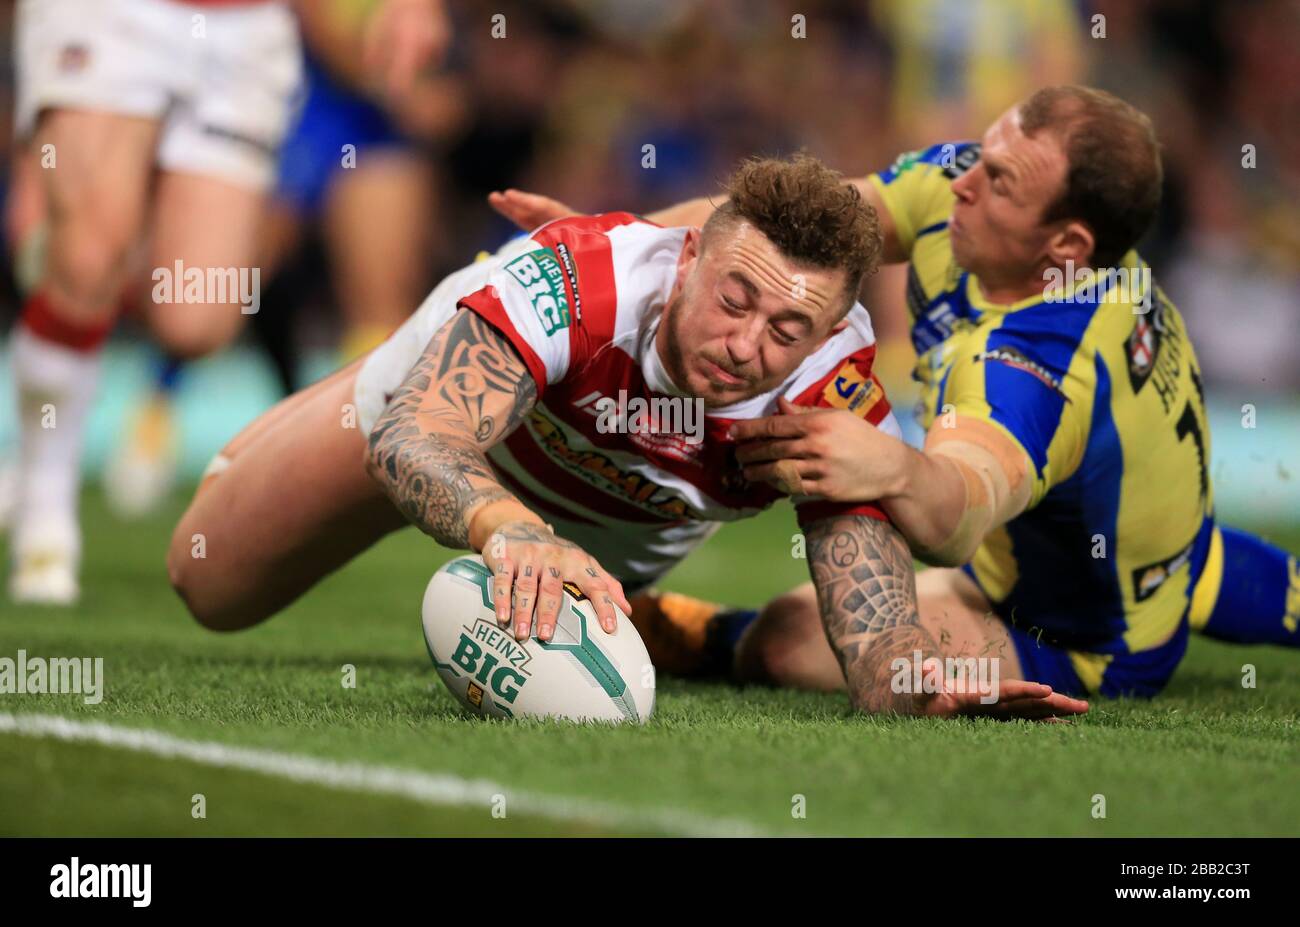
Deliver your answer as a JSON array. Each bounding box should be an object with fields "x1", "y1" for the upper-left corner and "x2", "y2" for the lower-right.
[
  {"x1": 1127, "y1": 292, "x2": 1167, "y2": 393},
  {"x1": 884, "y1": 150, "x2": 920, "y2": 181},
  {"x1": 528, "y1": 408, "x2": 692, "y2": 519},
  {"x1": 505, "y1": 248, "x2": 571, "y2": 336},
  {"x1": 1132, "y1": 538, "x2": 1195, "y2": 602},
  {"x1": 1126, "y1": 290, "x2": 1187, "y2": 414},
  {"x1": 975, "y1": 345, "x2": 1067, "y2": 398},
  {"x1": 554, "y1": 242, "x2": 582, "y2": 323},
  {"x1": 822, "y1": 361, "x2": 882, "y2": 418}
]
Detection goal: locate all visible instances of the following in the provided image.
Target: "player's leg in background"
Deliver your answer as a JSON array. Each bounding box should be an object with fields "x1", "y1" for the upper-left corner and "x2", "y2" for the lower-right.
[
  {"x1": 101, "y1": 348, "x2": 188, "y2": 519},
  {"x1": 1190, "y1": 523, "x2": 1300, "y2": 647},
  {"x1": 8, "y1": 110, "x2": 159, "y2": 603},
  {"x1": 0, "y1": 141, "x2": 49, "y2": 531},
  {"x1": 144, "y1": 171, "x2": 266, "y2": 360},
  {"x1": 103, "y1": 170, "x2": 267, "y2": 520},
  {"x1": 108, "y1": 0, "x2": 303, "y2": 517},
  {"x1": 167, "y1": 360, "x2": 407, "y2": 631},
  {"x1": 323, "y1": 148, "x2": 434, "y2": 363}
]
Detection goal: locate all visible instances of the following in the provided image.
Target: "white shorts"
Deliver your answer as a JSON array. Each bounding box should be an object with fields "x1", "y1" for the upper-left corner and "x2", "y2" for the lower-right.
[{"x1": 14, "y1": 0, "x2": 303, "y2": 191}]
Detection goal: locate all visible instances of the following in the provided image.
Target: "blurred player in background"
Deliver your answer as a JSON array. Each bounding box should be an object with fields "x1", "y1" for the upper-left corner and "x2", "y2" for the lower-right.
[
  {"x1": 263, "y1": 0, "x2": 460, "y2": 378},
  {"x1": 5, "y1": 0, "x2": 444, "y2": 604}
]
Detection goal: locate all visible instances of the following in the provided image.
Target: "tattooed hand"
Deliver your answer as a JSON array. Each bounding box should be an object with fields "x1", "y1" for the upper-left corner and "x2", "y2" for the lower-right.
[
  {"x1": 483, "y1": 521, "x2": 632, "y2": 642},
  {"x1": 806, "y1": 514, "x2": 1084, "y2": 720}
]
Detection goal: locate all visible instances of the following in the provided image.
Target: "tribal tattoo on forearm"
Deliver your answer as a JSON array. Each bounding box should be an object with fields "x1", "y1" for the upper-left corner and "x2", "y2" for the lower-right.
[
  {"x1": 366, "y1": 309, "x2": 537, "y2": 549},
  {"x1": 806, "y1": 515, "x2": 942, "y2": 715}
]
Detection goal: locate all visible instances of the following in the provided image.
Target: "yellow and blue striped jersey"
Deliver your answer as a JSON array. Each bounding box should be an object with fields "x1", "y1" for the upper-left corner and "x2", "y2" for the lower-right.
[{"x1": 870, "y1": 143, "x2": 1216, "y2": 677}]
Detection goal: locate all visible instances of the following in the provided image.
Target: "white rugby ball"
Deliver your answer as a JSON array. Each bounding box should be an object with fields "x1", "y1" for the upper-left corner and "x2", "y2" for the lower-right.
[{"x1": 422, "y1": 555, "x2": 655, "y2": 723}]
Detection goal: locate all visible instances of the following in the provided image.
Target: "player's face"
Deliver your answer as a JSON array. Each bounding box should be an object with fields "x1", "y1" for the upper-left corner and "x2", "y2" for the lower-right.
[
  {"x1": 659, "y1": 222, "x2": 850, "y2": 408},
  {"x1": 949, "y1": 107, "x2": 1071, "y2": 287}
]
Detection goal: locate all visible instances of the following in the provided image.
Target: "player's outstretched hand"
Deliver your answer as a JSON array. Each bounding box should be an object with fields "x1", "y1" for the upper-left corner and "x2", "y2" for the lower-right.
[
  {"x1": 912, "y1": 658, "x2": 1090, "y2": 722},
  {"x1": 483, "y1": 521, "x2": 632, "y2": 643},
  {"x1": 487, "y1": 189, "x2": 577, "y2": 232}
]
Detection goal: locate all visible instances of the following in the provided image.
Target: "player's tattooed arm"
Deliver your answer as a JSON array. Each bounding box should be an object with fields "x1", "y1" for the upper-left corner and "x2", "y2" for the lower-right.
[
  {"x1": 366, "y1": 309, "x2": 537, "y2": 549},
  {"x1": 805, "y1": 514, "x2": 940, "y2": 716}
]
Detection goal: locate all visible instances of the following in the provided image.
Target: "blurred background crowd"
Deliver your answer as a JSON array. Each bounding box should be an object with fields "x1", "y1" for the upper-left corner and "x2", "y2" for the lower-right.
[{"x1": 0, "y1": 0, "x2": 1295, "y2": 520}]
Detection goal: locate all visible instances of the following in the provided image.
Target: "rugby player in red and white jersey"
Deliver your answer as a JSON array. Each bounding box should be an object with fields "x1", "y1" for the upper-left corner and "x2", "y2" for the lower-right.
[
  {"x1": 168, "y1": 155, "x2": 1084, "y2": 719},
  {"x1": 7, "y1": 0, "x2": 444, "y2": 604}
]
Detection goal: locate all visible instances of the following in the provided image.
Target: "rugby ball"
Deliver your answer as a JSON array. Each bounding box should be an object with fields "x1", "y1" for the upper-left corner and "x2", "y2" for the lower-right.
[{"x1": 422, "y1": 555, "x2": 655, "y2": 723}]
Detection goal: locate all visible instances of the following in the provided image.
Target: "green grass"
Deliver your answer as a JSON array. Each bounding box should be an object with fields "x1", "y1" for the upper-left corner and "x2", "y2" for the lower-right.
[{"x1": 1, "y1": 490, "x2": 1298, "y2": 836}]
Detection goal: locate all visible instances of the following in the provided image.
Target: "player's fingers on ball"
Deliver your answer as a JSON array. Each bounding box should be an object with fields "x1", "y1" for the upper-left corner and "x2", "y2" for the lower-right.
[
  {"x1": 535, "y1": 564, "x2": 565, "y2": 641},
  {"x1": 491, "y1": 558, "x2": 516, "y2": 626},
  {"x1": 587, "y1": 581, "x2": 619, "y2": 633},
  {"x1": 575, "y1": 568, "x2": 618, "y2": 633},
  {"x1": 512, "y1": 560, "x2": 541, "y2": 640},
  {"x1": 606, "y1": 574, "x2": 632, "y2": 617}
]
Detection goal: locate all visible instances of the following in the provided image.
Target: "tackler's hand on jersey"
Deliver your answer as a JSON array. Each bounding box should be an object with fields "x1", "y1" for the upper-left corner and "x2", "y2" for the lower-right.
[
  {"x1": 733, "y1": 397, "x2": 908, "y2": 501},
  {"x1": 483, "y1": 521, "x2": 631, "y2": 643}
]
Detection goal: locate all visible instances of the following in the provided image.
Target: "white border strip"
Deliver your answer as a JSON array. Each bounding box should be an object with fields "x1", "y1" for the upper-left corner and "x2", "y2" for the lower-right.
[{"x1": 0, "y1": 712, "x2": 763, "y2": 837}]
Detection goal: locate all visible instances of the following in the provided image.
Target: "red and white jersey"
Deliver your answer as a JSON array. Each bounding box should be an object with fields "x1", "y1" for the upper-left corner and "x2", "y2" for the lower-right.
[{"x1": 356, "y1": 213, "x2": 900, "y2": 590}]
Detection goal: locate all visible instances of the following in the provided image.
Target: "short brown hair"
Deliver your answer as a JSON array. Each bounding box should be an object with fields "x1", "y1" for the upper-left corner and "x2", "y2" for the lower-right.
[
  {"x1": 1019, "y1": 85, "x2": 1163, "y2": 267},
  {"x1": 703, "y1": 154, "x2": 882, "y2": 311}
]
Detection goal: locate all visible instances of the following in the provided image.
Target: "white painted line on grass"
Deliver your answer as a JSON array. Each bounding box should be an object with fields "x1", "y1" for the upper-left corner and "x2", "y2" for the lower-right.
[{"x1": 0, "y1": 712, "x2": 764, "y2": 837}]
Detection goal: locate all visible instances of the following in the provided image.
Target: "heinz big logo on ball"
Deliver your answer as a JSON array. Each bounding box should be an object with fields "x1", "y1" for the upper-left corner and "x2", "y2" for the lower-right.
[{"x1": 447, "y1": 619, "x2": 533, "y2": 706}]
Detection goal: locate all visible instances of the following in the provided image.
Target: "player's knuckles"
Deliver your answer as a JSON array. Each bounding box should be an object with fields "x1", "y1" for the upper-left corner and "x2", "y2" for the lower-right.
[
  {"x1": 513, "y1": 560, "x2": 541, "y2": 586},
  {"x1": 537, "y1": 595, "x2": 562, "y2": 628}
]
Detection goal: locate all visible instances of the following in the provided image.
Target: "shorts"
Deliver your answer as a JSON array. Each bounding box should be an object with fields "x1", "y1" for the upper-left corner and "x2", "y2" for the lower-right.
[
  {"x1": 1006, "y1": 616, "x2": 1190, "y2": 699},
  {"x1": 15, "y1": 0, "x2": 303, "y2": 192},
  {"x1": 275, "y1": 55, "x2": 413, "y2": 213}
]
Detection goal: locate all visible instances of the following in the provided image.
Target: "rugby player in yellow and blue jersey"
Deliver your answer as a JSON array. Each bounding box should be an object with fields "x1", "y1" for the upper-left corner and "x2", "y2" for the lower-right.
[{"x1": 488, "y1": 86, "x2": 1299, "y2": 704}]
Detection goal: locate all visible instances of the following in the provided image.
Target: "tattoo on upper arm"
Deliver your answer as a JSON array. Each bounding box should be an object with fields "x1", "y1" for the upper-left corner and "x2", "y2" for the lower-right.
[
  {"x1": 367, "y1": 309, "x2": 538, "y2": 548},
  {"x1": 806, "y1": 515, "x2": 940, "y2": 715}
]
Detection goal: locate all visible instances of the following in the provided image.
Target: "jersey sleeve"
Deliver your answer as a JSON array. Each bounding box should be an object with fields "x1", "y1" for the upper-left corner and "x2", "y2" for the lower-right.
[
  {"x1": 456, "y1": 244, "x2": 576, "y2": 398},
  {"x1": 939, "y1": 317, "x2": 1090, "y2": 509},
  {"x1": 867, "y1": 141, "x2": 976, "y2": 257},
  {"x1": 788, "y1": 346, "x2": 898, "y2": 527}
]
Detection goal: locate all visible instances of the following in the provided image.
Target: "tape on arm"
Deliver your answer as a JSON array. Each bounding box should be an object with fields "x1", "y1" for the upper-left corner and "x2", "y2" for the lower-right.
[{"x1": 921, "y1": 417, "x2": 1033, "y2": 565}]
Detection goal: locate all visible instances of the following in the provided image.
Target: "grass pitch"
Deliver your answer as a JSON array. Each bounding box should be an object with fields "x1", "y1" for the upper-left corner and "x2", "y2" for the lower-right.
[{"x1": 2, "y1": 490, "x2": 1297, "y2": 836}]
